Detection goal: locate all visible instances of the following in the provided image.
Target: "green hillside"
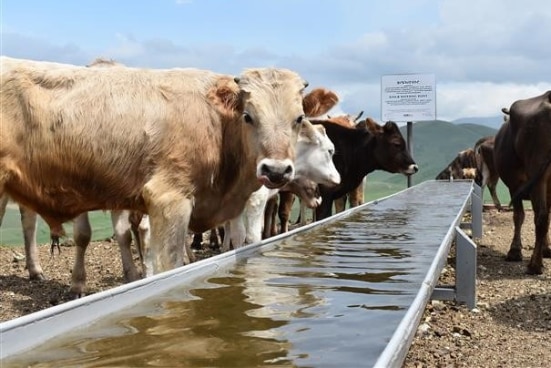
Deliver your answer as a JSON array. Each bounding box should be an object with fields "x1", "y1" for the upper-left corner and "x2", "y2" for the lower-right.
[
  {"x1": 363, "y1": 120, "x2": 507, "y2": 205},
  {"x1": 369, "y1": 120, "x2": 497, "y2": 186}
]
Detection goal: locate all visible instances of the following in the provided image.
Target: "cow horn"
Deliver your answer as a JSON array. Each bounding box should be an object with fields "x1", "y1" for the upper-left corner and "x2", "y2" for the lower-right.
[
  {"x1": 354, "y1": 111, "x2": 364, "y2": 122},
  {"x1": 303, "y1": 80, "x2": 309, "y2": 88},
  {"x1": 501, "y1": 107, "x2": 510, "y2": 115},
  {"x1": 234, "y1": 77, "x2": 240, "y2": 84}
]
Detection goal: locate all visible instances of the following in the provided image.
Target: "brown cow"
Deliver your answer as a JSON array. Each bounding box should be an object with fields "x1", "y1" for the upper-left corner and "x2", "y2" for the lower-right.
[
  {"x1": 0, "y1": 59, "x2": 149, "y2": 296},
  {"x1": 473, "y1": 135, "x2": 503, "y2": 211},
  {"x1": 435, "y1": 148, "x2": 478, "y2": 181},
  {"x1": 494, "y1": 91, "x2": 551, "y2": 274},
  {"x1": 0, "y1": 56, "x2": 337, "y2": 277}
]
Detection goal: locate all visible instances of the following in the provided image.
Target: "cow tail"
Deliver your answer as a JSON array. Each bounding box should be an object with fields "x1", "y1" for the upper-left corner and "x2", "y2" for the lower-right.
[{"x1": 510, "y1": 154, "x2": 551, "y2": 206}]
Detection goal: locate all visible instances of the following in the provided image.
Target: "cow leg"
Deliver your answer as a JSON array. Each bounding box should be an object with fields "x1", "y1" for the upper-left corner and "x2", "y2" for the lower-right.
[
  {"x1": 221, "y1": 217, "x2": 246, "y2": 252},
  {"x1": 527, "y1": 186, "x2": 550, "y2": 274},
  {"x1": 111, "y1": 210, "x2": 141, "y2": 282},
  {"x1": 245, "y1": 189, "x2": 271, "y2": 244},
  {"x1": 278, "y1": 191, "x2": 295, "y2": 233},
  {"x1": 144, "y1": 181, "x2": 194, "y2": 273},
  {"x1": 487, "y1": 182, "x2": 503, "y2": 211},
  {"x1": 334, "y1": 195, "x2": 347, "y2": 213},
  {"x1": 191, "y1": 232, "x2": 203, "y2": 250},
  {"x1": 0, "y1": 194, "x2": 8, "y2": 226},
  {"x1": 349, "y1": 180, "x2": 365, "y2": 208},
  {"x1": 133, "y1": 214, "x2": 152, "y2": 278},
  {"x1": 315, "y1": 195, "x2": 334, "y2": 220},
  {"x1": 505, "y1": 201, "x2": 525, "y2": 262},
  {"x1": 20, "y1": 206, "x2": 45, "y2": 280},
  {"x1": 70, "y1": 213, "x2": 91, "y2": 298},
  {"x1": 263, "y1": 196, "x2": 278, "y2": 239},
  {"x1": 299, "y1": 200, "x2": 308, "y2": 225},
  {"x1": 209, "y1": 228, "x2": 221, "y2": 250}
]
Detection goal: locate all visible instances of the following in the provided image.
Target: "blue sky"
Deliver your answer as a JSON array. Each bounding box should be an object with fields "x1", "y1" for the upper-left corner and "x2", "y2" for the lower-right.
[{"x1": 1, "y1": 0, "x2": 550, "y2": 121}]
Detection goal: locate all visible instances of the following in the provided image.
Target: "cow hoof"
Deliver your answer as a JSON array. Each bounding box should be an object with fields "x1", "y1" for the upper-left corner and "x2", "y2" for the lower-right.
[
  {"x1": 68, "y1": 290, "x2": 86, "y2": 300},
  {"x1": 526, "y1": 264, "x2": 543, "y2": 275},
  {"x1": 29, "y1": 273, "x2": 46, "y2": 281},
  {"x1": 505, "y1": 250, "x2": 523, "y2": 262},
  {"x1": 190, "y1": 240, "x2": 203, "y2": 251}
]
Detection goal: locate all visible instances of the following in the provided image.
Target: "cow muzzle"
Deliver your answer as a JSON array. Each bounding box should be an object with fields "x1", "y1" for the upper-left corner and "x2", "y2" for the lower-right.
[
  {"x1": 403, "y1": 164, "x2": 419, "y2": 175},
  {"x1": 257, "y1": 158, "x2": 295, "y2": 189}
]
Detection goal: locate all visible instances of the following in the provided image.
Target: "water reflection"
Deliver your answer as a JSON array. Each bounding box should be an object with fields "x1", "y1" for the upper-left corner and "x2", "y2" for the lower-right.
[{"x1": 3, "y1": 182, "x2": 472, "y2": 368}]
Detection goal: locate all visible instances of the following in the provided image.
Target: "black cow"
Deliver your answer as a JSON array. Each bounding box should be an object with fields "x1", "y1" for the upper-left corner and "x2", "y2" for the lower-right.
[
  {"x1": 310, "y1": 117, "x2": 418, "y2": 220},
  {"x1": 494, "y1": 90, "x2": 551, "y2": 274}
]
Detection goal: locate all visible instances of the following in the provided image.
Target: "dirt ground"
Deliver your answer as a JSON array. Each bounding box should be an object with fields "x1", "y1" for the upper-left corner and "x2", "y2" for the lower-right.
[{"x1": 1, "y1": 209, "x2": 551, "y2": 367}]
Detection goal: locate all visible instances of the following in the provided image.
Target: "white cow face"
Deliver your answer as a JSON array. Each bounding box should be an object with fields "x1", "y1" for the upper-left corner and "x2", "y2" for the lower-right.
[{"x1": 295, "y1": 121, "x2": 341, "y2": 187}]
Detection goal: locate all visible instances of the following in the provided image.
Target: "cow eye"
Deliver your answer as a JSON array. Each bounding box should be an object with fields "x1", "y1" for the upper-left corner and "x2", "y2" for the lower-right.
[
  {"x1": 328, "y1": 149, "x2": 335, "y2": 156},
  {"x1": 295, "y1": 115, "x2": 305, "y2": 125},
  {"x1": 243, "y1": 112, "x2": 254, "y2": 124}
]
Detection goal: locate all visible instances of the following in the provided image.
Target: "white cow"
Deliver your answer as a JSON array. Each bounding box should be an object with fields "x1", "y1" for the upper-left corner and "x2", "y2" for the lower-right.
[{"x1": 220, "y1": 120, "x2": 341, "y2": 252}]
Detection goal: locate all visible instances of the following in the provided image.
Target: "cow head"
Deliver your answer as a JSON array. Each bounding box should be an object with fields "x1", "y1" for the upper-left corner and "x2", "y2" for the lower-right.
[
  {"x1": 231, "y1": 70, "x2": 338, "y2": 189},
  {"x1": 287, "y1": 176, "x2": 322, "y2": 209},
  {"x1": 295, "y1": 120, "x2": 341, "y2": 187},
  {"x1": 368, "y1": 120, "x2": 419, "y2": 175}
]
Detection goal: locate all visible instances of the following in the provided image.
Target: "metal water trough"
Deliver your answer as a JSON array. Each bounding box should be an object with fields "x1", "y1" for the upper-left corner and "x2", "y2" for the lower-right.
[{"x1": 0, "y1": 180, "x2": 481, "y2": 367}]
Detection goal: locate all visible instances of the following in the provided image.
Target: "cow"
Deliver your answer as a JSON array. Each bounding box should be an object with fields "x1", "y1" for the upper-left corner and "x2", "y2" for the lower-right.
[
  {"x1": 494, "y1": 90, "x2": 551, "y2": 275},
  {"x1": 0, "y1": 56, "x2": 338, "y2": 279},
  {"x1": 266, "y1": 112, "x2": 366, "y2": 236},
  {"x1": 221, "y1": 120, "x2": 341, "y2": 250},
  {"x1": 473, "y1": 135, "x2": 503, "y2": 211},
  {"x1": 307, "y1": 117, "x2": 418, "y2": 220},
  {"x1": 0, "y1": 58, "x2": 150, "y2": 296},
  {"x1": 0, "y1": 195, "x2": 147, "y2": 294},
  {"x1": 327, "y1": 112, "x2": 366, "y2": 212},
  {"x1": 435, "y1": 148, "x2": 478, "y2": 181}
]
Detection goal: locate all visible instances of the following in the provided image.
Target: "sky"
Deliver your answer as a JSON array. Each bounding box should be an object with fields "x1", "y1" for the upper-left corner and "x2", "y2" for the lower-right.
[{"x1": 1, "y1": 0, "x2": 550, "y2": 122}]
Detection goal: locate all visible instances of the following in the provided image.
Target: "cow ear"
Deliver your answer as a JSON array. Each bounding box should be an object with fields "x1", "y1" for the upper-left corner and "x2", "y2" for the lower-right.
[
  {"x1": 298, "y1": 119, "x2": 317, "y2": 143},
  {"x1": 362, "y1": 117, "x2": 383, "y2": 134},
  {"x1": 303, "y1": 88, "x2": 339, "y2": 117},
  {"x1": 383, "y1": 121, "x2": 399, "y2": 133},
  {"x1": 208, "y1": 76, "x2": 243, "y2": 119}
]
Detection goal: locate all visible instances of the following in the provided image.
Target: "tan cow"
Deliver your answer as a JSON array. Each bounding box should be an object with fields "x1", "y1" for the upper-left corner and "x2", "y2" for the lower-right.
[{"x1": 0, "y1": 56, "x2": 338, "y2": 278}]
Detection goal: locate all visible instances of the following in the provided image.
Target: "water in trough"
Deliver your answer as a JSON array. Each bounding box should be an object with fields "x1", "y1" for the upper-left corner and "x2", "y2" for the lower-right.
[{"x1": 4, "y1": 182, "x2": 471, "y2": 367}]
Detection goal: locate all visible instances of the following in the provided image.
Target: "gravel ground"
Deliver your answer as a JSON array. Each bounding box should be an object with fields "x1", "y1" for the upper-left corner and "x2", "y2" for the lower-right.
[{"x1": 1, "y1": 209, "x2": 551, "y2": 367}]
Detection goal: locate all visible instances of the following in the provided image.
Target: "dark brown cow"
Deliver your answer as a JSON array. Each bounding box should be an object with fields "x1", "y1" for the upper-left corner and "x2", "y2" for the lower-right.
[
  {"x1": 311, "y1": 117, "x2": 418, "y2": 220},
  {"x1": 474, "y1": 135, "x2": 503, "y2": 211},
  {"x1": 494, "y1": 90, "x2": 551, "y2": 274},
  {"x1": 435, "y1": 148, "x2": 478, "y2": 181}
]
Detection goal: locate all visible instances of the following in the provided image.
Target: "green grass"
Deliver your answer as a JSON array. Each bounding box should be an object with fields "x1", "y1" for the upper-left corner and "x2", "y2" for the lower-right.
[{"x1": 0, "y1": 208, "x2": 114, "y2": 246}]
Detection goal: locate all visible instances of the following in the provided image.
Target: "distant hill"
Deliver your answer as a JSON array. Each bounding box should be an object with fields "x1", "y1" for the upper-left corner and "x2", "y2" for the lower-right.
[
  {"x1": 367, "y1": 120, "x2": 497, "y2": 187},
  {"x1": 452, "y1": 116, "x2": 503, "y2": 130}
]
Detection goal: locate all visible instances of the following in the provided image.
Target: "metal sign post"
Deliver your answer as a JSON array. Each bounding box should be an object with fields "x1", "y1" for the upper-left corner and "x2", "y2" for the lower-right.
[{"x1": 381, "y1": 73, "x2": 436, "y2": 187}]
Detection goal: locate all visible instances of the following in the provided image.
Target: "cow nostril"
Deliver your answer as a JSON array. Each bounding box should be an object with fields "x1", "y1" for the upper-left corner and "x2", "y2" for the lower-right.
[
  {"x1": 284, "y1": 165, "x2": 293, "y2": 175},
  {"x1": 413, "y1": 165, "x2": 419, "y2": 173},
  {"x1": 260, "y1": 164, "x2": 269, "y2": 175}
]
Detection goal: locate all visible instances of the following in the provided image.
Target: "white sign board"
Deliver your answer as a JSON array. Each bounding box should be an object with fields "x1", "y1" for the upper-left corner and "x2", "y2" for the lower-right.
[{"x1": 381, "y1": 73, "x2": 436, "y2": 122}]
